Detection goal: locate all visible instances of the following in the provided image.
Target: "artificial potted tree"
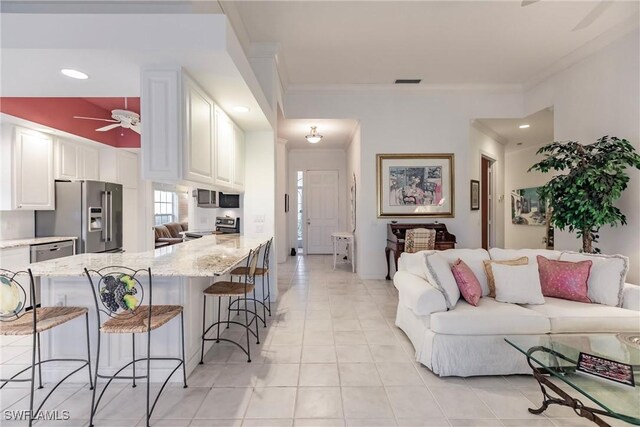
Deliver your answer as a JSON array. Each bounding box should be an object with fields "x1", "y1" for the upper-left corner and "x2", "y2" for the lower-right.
[{"x1": 529, "y1": 136, "x2": 640, "y2": 253}]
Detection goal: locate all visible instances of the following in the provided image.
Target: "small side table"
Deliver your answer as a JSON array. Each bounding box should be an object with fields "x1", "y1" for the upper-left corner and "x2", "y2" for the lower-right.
[{"x1": 331, "y1": 232, "x2": 355, "y2": 272}]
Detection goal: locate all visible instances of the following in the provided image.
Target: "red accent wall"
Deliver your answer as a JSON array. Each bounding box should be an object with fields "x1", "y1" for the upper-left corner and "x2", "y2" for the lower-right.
[{"x1": 0, "y1": 97, "x2": 141, "y2": 148}]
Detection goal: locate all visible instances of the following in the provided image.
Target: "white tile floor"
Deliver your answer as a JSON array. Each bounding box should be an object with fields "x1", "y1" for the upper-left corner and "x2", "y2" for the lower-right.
[{"x1": 0, "y1": 255, "x2": 629, "y2": 426}]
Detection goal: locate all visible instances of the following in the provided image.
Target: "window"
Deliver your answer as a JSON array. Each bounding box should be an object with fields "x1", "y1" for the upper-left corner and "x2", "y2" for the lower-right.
[{"x1": 154, "y1": 190, "x2": 177, "y2": 225}]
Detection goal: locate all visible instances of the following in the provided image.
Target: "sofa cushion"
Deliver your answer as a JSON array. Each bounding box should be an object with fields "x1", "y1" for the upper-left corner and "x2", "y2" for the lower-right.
[
  {"x1": 164, "y1": 222, "x2": 184, "y2": 238},
  {"x1": 451, "y1": 259, "x2": 482, "y2": 306},
  {"x1": 393, "y1": 271, "x2": 447, "y2": 316},
  {"x1": 154, "y1": 225, "x2": 171, "y2": 239},
  {"x1": 430, "y1": 298, "x2": 551, "y2": 335},
  {"x1": 489, "y1": 248, "x2": 561, "y2": 266},
  {"x1": 180, "y1": 222, "x2": 189, "y2": 231},
  {"x1": 559, "y1": 252, "x2": 628, "y2": 307},
  {"x1": 438, "y1": 249, "x2": 491, "y2": 296},
  {"x1": 524, "y1": 297, "x2": 640, "y2": 333}
]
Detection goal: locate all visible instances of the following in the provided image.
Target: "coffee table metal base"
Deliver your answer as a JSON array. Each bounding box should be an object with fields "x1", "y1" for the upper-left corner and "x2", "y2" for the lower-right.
[{"x1": 525, "y1": 346, "x2": 613, "y2": 427}]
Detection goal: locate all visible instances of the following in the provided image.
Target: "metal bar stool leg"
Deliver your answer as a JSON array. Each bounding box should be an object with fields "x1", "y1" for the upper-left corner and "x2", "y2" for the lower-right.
[
  {"x1": 226, "y1": 296, "x2": 232, "y2": 329},
  {"x1": 180, "y1": 311, "x2": 188, "y2": 388},
  {"x1": 266, "y1": 272, "x2": 271, "y2": 316},
  {"x1": 145, "y1": 326, "x2": 151, "y2": 427},
  {"x1": 245, "y1": 296, "x2": 251, "y2": 363},
  {"x1": 200, "y1": 295, "x2": 207, "y2": 365},
  {"x1": 132, "y1": 334, "x2": 137, "y2": 388},
  {"x1": 85, "y1": 312, "x2": 94, "y2": 390},
  {"x1": 252, "y1": 289, "x2": 262, "y2": 341},
  {"x1": 216, "y1": 296, "x2": 222, "y2": 342},
  {"x1": 89, "y1": 331, "x2": 101, "y2": 427},
  {"x1": 36, "y1": 332, "x2": 43, "y2": 389},
  {"x1": 261, "y1": 276, "x2": 267, "y2": 323},
  {"x1": 28, "y1": 330, "x2": 37, "y2": 427}
]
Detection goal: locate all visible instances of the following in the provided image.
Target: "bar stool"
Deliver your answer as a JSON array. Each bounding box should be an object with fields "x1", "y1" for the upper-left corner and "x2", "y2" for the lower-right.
[
  {"x1": 230, "y1": 237, "x2": 273, "y2": 322},
  {"x1": 200, "y1": 244, "x2": 262, "y2": 363},
  {"x1": 84, "y1": 266, "x2": 187, "y2": 427},
  {"x1": 331, "y1": 232, "x2": 355, "y2": 272},
  {"x1": 0, "y1": 268, "x2": 93, "y2": 427}
]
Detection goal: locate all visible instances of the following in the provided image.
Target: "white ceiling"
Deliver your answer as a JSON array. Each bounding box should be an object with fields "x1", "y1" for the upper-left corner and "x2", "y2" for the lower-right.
[
  {"x1": 0, "y1": 13, "x2": 272, "y2": 131},
  {"x1": 234, "y1": 1, "x2": 639, "y2": 85},
  {"x1": 477, "y1": 108, "x2": 554, "y2": 152},
  {"x1": 278, "y1": 116, "x2": 358, "y2": 150}
]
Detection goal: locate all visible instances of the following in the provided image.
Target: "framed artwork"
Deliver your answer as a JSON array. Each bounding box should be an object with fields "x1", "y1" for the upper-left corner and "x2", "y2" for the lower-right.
[
  {"x1": 511, "y1": 187, "x2": 547, "y2": 226},
  {"x1": 470, "y1": 180, "x2": 480, "y2": 210},
  {"x1": 377, "y1": 153, "x2": 455, "y2": 218}
]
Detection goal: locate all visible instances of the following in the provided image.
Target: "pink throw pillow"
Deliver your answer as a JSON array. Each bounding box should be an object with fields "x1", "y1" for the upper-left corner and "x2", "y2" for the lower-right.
[
  {"x1": 451, "y1": 259, "x2": 482, "y2": 306},
  {"x1": 537, "y1": 256, "x2": 592, "y2": 303}
]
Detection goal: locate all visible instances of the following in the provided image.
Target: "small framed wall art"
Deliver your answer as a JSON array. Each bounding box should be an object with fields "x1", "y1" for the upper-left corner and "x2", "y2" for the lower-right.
[
  {"x1": 470, "y1": 180, "x2": 480, "y2": 211},
  {"x1": 376, "y1": 153, "x2": 455, "y2": 218}
]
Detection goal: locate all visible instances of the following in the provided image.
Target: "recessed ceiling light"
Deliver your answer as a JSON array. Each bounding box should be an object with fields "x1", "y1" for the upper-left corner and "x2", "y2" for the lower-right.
[
  {"x1": 61, "y1": 68, "x2": 89, "y2": 80},
  {"x1": 233, "y1": 106, "x2": 250, "y2": 113},
  {"x1": 519, "y1": 124, "x2": 530, "y2": 129},
  {"x1": 517, "y1": 142, "x2": 523, "y2": 146}
]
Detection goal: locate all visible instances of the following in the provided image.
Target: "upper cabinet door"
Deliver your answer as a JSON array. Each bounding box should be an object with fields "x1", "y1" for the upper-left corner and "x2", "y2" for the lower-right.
[
  {"x1": 214, "y1": 106, "x2": 234, "y2": 188},
  {"x1": 13, "y1": 127, "x2": 54, "y2": 210},
  {"x1": 233, "y1": 124, "x2": 245, "y2": 191},
  {"x1": 183, "y1": 76, "x2": 215, "y2": 185},
  {"x1": 55, "y1": 139, "x2": 79, "y2": 180},
  {"x1": 81, "y1": 146, "x2": 100, "y2": 180}
]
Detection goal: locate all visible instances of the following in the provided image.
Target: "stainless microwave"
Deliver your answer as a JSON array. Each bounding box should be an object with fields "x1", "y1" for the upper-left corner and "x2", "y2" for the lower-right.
[{"x1": 194, "y1": 189, "x2": 218, "y2": 208}]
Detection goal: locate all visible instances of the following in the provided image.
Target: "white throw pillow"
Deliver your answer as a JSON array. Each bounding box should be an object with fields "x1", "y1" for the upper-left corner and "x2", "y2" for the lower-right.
[
  {"x1": 424, "y1": 252, "x2": 460, "y2": 309},
  {"x1": 559, "y1": 252, "x2": 629, "y2": 307},
  {"x1": 437, "y1": 248, "x2": 491, "y2": 296},
  {"x1": 492, "y1": 263, "x2": 545, "y2": 305}
]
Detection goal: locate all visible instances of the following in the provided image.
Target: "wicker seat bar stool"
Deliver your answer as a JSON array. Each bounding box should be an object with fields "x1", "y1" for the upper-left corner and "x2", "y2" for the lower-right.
[
  {"x1": 84, "y1": 266, "x2": 187, "y2": 427},
  {"x1": 230, "y1": 237, "x2": 273, "y2": 324},
  {"x1": 200, "y1": 244, "x2": 262, "y2": 364},
  {"x1": 0, "y1": 268, "x2": 93, "y2": 427}
]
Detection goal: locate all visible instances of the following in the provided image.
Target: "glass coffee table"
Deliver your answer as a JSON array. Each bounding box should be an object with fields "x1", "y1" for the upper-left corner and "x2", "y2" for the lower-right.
[{"x1": 506, "y1": 334, "x2": 640, "y2": 426}]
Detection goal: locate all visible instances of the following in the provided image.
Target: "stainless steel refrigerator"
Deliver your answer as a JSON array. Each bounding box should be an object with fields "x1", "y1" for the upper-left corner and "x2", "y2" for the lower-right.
[{"x1": 36, "y1": 180, "x2": 123, "y2": 253}]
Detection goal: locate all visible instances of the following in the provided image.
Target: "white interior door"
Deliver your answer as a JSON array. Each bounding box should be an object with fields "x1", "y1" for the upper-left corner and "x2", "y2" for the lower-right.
[{"x1": 306, "y1": 170, "x2": 339, "y2": 254}]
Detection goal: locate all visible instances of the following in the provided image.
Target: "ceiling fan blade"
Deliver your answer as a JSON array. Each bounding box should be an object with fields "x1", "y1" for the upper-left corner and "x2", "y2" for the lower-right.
[
  {"x1": 130, "y1": 124, "x2": 141, "y2": 135},
  {"x1": 521, "y1": 0, "x2": 540, "y2": 6},
  {"x1": 74, "y1": 116, "x2": 119, "y2": 123},
  {"x1": 572, "y1": 0, "x2": 613, "y2": 31},
  {"x1": 96, "y1": 123, "x2": 122, "y2": 132}
]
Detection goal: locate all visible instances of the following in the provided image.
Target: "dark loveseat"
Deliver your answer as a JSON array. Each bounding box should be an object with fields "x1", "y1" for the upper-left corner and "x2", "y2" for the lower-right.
[{"x1": 154, "y1": 222, "x2": 188, "y2": 248}]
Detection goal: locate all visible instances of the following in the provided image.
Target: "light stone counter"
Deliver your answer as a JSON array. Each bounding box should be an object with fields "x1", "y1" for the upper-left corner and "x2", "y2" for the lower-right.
[
  {"x1": 0, "y1": 236, "x2": 77, "y2": 250},
  {"x1": 29, "y1": 234, "x2": 266, "y2": 277}
]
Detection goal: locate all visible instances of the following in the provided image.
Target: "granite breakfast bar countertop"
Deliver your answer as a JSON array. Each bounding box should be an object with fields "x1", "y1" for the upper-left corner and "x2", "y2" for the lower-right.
[
  {"x1": 28, "y1": 234, "x2": 267, "y2": 277},
  {"x1": 0, "y1": 236, "x2": 78, "y2": 250}
]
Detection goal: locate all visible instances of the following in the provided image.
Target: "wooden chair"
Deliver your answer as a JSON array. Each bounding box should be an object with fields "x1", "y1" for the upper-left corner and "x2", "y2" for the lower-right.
[
  {"x1": 84, "y1": 266, "x2": 187, "y2": 427},
  {"x1": 0, "y1": 268, "x2": 92, "y2": 427},
  {"x1": 200, "y1": 244, "x2": 262, "y2": 363}
]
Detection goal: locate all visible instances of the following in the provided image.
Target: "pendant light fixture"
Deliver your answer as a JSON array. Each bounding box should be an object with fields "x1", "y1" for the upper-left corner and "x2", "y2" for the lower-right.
[{"x1": 305, "y1": 126, "x2": 323, "y2": 144}]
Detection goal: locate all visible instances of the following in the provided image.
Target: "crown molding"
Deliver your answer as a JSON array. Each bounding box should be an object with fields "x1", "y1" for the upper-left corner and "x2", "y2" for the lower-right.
[
  {"x1": 524, "y1": 12, "x2": 640, "y2": 91},
  {"x1": 471, "y1": 120, "x2": 508, "y2": 146},
  {"x1": 286, "y1": 83, "x2": 523, "y2": 93}
]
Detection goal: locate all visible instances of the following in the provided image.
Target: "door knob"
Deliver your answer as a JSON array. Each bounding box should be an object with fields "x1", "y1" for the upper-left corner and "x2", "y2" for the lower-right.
[{"x1": 307, "y1": 220, "x2": 311, "y2": 225}]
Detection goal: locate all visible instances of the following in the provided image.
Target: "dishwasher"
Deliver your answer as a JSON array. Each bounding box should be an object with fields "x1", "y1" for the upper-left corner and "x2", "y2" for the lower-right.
[{"x1": 30, "y1": 240, "x2": 75, "y2": 303}]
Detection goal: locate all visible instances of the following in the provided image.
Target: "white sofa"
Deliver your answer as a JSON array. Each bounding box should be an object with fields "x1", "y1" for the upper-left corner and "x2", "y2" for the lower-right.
[{"x1": 393, "y1": 248, "x2": 640, "y2": 377}]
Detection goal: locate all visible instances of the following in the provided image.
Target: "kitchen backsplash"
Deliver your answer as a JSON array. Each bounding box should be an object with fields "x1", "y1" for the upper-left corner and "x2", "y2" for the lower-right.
[{"x1": 0, "y1": 210, "x2": 35, "y2": 240}]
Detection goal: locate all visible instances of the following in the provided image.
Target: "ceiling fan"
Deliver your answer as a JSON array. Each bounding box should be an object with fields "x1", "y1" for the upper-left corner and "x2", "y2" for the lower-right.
[
  {"x1": 521, "y1": 0, "x2": 614, "y2": 31},
  {"x1": 74, "y1": 98, "x2": 141, "y2": 134}
]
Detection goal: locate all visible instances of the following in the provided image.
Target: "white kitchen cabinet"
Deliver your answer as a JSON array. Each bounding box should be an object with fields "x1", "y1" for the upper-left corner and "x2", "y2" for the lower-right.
[
  {"x1": 215, "y1": 106, "x2": 234, "y2": 188},
  {"x1": 233, "y1": 124, "x2": 245, "y2": 190},
  {"x1": 0, "y1": 246, "x2": 30, "y2": 270},
  {"x1": 81, "y1": 146, "x2": 100, "y2": 180},
  {"x1": 55, "y1": 139, "x2": 100, "y2": 181},
  {"x1": 55, "y1": 139, "x2": 79, "y2": 180},
  {"x1": 183, "y1": 76, "x2": 215, "y2": 185},
  {"x1": 100, "y1": 148, "x2": 138, "y2": 189},
  {"x1": 11, "y1": 127, "x2": 55, "y2": 210}
]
